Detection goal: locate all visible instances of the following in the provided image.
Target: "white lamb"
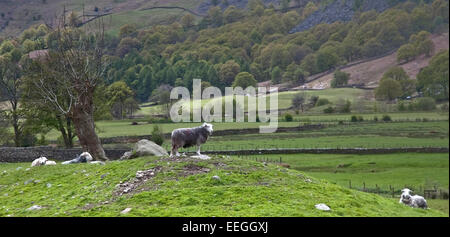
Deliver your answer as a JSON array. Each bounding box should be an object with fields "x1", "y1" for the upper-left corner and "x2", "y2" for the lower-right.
[{"x1": 399, "y1": 188, "x2": 428, "y2": 209}]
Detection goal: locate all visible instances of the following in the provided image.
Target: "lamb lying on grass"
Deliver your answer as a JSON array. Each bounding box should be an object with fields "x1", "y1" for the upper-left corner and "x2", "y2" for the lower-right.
[
  {"x1": 31, "y1": 157, "x2": 56, "y2": 167},
  {"x1": 399, "y1": 188, "x2": 428, "y2": 209}
]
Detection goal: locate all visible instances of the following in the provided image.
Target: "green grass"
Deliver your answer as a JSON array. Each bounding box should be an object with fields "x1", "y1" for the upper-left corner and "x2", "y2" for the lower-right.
[
  {"x1": 0, "y1": 156, "x2": 445, "y2": 217},
  {"x1": 237, "y1": 153, "x2": 449, "y2": 192},
  {"x1": 40, "y1": 114, "x2": 448, "y2": 141},
  {"x1": 165, "y1": 121, "x2": 449, "y2": 152}
]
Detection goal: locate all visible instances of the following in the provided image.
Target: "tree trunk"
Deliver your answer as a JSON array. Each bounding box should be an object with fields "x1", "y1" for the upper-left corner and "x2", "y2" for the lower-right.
[
  {"x1": 72, "y1": 105, "x2": 108, "y2": 161},
  {"x1": 11, "y1": 103, "x2": 21, "y2": 147},
  {"x1": 66, "y1": 116, "x2": 74, "y2": 148},
  {"x1": 56, "y1": 115, "x2": 74, "y2": 148}
]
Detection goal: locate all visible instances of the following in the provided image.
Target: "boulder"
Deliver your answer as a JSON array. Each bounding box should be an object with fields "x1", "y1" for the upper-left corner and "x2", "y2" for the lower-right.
[{"x1": 121, "y1": 139, "x2": 168, "y2": 160}]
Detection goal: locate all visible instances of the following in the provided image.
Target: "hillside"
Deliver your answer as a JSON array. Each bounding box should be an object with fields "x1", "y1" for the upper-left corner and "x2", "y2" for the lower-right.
[
  {"x1": 0, "y1": 155, "x2": 445, "y2": 217},
  {"x1": 0, "y1": 0, "x2": 203, "y2": 36},
  {"x1": 303, "y1": 33, "x2": 450, "y2": 89}
]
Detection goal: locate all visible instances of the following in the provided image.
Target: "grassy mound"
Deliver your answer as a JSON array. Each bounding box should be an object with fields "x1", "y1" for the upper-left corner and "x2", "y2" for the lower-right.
[{"x1": 0, "y1": 156, "x2": 445, "y2": 217}]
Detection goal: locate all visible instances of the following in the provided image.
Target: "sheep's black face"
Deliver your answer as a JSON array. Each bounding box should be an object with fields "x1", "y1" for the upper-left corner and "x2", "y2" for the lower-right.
[{"x1": 402, "y1": 194, "x2": 412, "y2": 203}]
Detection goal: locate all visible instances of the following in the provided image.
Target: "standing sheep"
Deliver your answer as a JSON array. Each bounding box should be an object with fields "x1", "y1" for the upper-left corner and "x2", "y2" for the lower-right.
[{"x1": 170, "y1": 123, "x2": 213, "y2": 157}]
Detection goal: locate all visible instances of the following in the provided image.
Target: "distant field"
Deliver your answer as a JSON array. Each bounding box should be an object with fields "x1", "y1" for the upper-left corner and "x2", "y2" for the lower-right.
[
  {"x1": 136, "y1": 88, "x2": 370, "y2": 116},
  {"x1": 235, "y1": 153, "x2": 449, "y2": 193},
  {"x1": 232, "y1": 152, "x2": 449, "y2": 214}
]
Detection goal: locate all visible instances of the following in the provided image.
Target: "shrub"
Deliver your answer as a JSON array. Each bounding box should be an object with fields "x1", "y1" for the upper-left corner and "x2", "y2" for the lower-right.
[
  {"x1": 151, "y1": 125, "x2": 164, "y2": 146},
  {"x1": 351, "y1": 115, "x2": 358, "y2": 122},
  {"x1": 358, "y1": 116, "x2": 364, "y2": 122},
  {"x1": 323, "y1": 106, "x2": 335, "y2": 114},
  {"x1": 382, "y1": 115, "x2": 392, "y2": 122},
  {"x1": 440, "y1": 104, "x2": 449, "y2": 112},
  {"x1": 309, "y1": 96, "x2": 319, "y2": 106},
  {"x1": 316, "y1": 98, "x2": 330, "y2": 107},
  {"x1": 373, "y1": 116, "x2": 378, "y2": 122},
  {"x1": 284, "y1": 113, "x2": 293, "y2": 122},
  {"x1": 414, "y1": 97, "x2": 436, "y2": 111},
  {"x1": 397, "y1": 101, "x2": 407, "y2": 111}
]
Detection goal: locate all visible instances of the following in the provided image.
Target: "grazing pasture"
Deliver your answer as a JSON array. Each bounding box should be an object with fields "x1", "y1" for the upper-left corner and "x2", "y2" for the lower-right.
[{"x1": 0, "y1": 156, "x2": 446, "y2": 217}]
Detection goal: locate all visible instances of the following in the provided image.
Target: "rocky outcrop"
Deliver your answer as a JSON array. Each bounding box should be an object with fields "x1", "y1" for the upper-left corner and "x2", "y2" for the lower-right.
[
  {"x1": 289, "y1": 0, "x2": 390, "y2": 33},
  {"x1": 120, "y1": 139, "x2": 169, "y2": 160}
]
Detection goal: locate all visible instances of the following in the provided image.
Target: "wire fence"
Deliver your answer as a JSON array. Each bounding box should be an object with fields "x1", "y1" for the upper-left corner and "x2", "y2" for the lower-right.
[{"x1": 230, "y1": 155, "x2": 449, "y2": 200}]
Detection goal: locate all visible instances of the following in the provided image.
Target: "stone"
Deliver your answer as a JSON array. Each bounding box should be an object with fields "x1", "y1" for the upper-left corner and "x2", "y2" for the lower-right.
[
  {"x1": 120, "y1": 207, "x2": 132, "y2": 214},
  {"x1": 46, "y1": 183, "x2": 52, "y2": 188},
  {"x1": 16, "y1": 167, "x2": 23, "y2": 170},
  {"x1": 190, "y1": 154, "x2": 211, "y2": 160},
  {"x1": 212, "y1": 175, "x2": 220, "y2": 181},
  {"x1": 24, "y1": 179, "x2": 34, "y2": 185},
  {"x1": 27, "y1": 205, "x2": 43, "y2": 211},
  {"x1": 120, "y1": 151, "x2": 133, "y2": 160},
  {"x1": 121, "y1": 139, "x2": 168, "y2": 160},
  {"x1": 315, "y1": 203, "x2": 331, "y2": 211}
]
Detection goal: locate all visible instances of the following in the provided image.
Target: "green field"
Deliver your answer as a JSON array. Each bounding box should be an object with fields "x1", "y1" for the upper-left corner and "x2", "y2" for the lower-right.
[
  {"x1": 0, "y1": 156, "x2": 445, "y2": 217},
  {"x1": 237, "y1": 153, "x2": 449, "y2": 190},
  {"x1": 41, "y1": 113, "x2": 448, "y2": 141}
]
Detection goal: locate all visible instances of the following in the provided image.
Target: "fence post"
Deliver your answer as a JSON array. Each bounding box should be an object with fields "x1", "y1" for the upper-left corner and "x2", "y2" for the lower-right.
[
  {"x1": 363, "y1": 182, "x2": 366, "y2": 192},
  {"x1": 349, "y1": 180, "x2": 352, "y2": 189}
]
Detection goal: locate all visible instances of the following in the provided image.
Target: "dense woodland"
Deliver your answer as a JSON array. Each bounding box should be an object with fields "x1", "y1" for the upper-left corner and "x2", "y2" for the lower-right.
[{"x1": 0, "y1": 0, "x2": 449, "y2": 149}]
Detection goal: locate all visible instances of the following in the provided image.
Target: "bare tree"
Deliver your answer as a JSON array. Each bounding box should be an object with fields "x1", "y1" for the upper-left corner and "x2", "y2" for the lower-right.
[
  {"x1": 0, "y1": 55, "x2": 24, "y2": 146},
  {"x1": 24, "y1": 14, "x2": 109, "y2": 161}
]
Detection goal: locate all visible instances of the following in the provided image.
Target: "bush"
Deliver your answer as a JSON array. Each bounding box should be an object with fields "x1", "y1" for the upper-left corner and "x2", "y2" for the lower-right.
[
  {"x1": 358, "y1": 116, "x2": 364, "y2": 122},
  {"x1": 323, "y1": 106, "x2": 335, "y2": 114},
  {"x1": 316, "y1": 98, "x2": 330, "y2": 107},
  {"x1": 284, "y1": 113, "x2": 293, "y2": 122},
  {"x1": 351, "y1": 115, "x2": 358, "y2": 122},
  {"x1": 373, "y1": 116, "x2": 378, "y2": 122},
  {"x1": 382, "y1": 115, "x2": 392, "y2": 122},
  {"x1": 151, "y1": 125, "x2": 164, "y2": 146},
  {"x1": 309, "y1": 96, "x2": 319, "y2": 106},
  {"x1": 397, "y1": 101, "x2": 407, "y2": 111},
  {"x1": 440, "y1": 104, "x2": 449, "y2": 112},
  {"x1": 414, "y1": 97, "x2": 436, "y2": 111}
]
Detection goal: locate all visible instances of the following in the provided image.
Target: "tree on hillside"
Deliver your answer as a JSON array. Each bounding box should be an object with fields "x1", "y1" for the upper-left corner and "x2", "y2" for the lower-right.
[
  {"x1": 181, "y1": 14, "x2": 195, "y2": 29},
  {"x1": 106, "y1": 81, "x2": 134, "y2": 120},
  {"x1": 119, "y1": 24, "x2": 137, "y2": 39},
  {"x1": 382, "y1": 67, "x2": 416, "y2": 98},
  {"x1": 0, "y1": 46, "x2": 25, "y2": 147},
  {"x1": 331, "y1": 70, "x2": 350, "y2": 88},
  {"x1": 150, "y1": 84, "x2": 173, "y2": 118},
  {"x1": 232, "y1": 72, "x2": 257, "y2": 88},
  {"x1": 417, "y1": 50, "x2": 449, "y2": 101},
  {"x1": 397, "y1": 43, "x2": 416, "y2": 63},
  {"x1": 23, "y1": 18, "x2": 109, "y2": 161},
  {"x1": 292, "y1": 93, "x2": 306, "y2": 113},
  {"x1": 271, "y1": 66, "x2": 282, "y2": 84},
  {"x1": 375, "y1": 78, "x2": 403, "y2": 102},
  {"x1": 219, "y1": 60, "x2": 240, "y2": 87},
  {"x1": 207, "y1": 6, "x2": 223, "y2": 26}
]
